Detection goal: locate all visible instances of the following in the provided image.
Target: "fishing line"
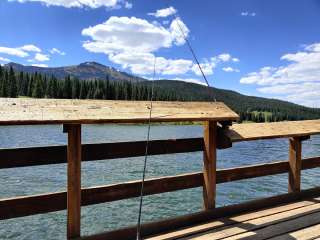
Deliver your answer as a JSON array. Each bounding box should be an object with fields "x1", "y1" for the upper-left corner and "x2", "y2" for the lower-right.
[
  {"x1": 136, "y1": 9, "x2": 215, "y2": 239},
  {"x1": 173, "y1": 12, "x2": 216, "y2": 101},
  {"x1": 136, "y1": 57, "x2": 156, "y2": 240}
]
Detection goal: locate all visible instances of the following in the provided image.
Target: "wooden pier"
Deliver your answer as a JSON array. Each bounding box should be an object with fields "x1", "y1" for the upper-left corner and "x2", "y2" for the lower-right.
[{"x1": 1, "y1": 98, "x2": 320, "y2": 240}]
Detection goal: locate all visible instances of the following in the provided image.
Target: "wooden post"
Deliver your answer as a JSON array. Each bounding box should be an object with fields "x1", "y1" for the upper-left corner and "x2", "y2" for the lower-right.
[
  {"x1": 64, "y1": 124, "x2": 82, "y2": 239},
  {"x1": 288, "y1": 137, "x2": 302, "y2": 193},
  {"x1": 202, "y1": 121, "x2": 217, "y2": 209}
]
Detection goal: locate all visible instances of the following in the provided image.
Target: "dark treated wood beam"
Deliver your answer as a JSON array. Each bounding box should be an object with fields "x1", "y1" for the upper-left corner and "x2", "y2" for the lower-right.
[
  {"x1": 1, "y1": 157, "x2": 319, "y2": 220},
  {"x1": 0, "y1": 138, "x2": 204, "y2": 169},
  {"x1": 77, "y1": 187, "x2": 320, "y2": 240},
  {"x1": 202, "y1": 121, "x2": 217, "y2": 209},
  {"x1": 288, "y1": 137, "x2": 302, "y2": 193},
  {"x1": 64, "y1": 124, "x2": 82, "y2": 239}
]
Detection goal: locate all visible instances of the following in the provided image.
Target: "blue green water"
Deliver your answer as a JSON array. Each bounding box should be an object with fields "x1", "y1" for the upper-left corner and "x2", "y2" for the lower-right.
[{"x1": 0, "y1": 124, "x2": 320, "y2": 239}]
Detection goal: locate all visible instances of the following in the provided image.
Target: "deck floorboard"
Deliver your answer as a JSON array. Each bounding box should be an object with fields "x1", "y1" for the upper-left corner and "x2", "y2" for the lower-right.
[{"x1": 148, "y1": 197, "x2": 320, "y2": 240}]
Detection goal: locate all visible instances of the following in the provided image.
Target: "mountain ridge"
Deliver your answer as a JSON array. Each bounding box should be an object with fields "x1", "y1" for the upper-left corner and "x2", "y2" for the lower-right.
[
  {"x1": 4, "y1": 61, "x2": 145, "y2": 82},
  {"x1": 3, "y1": 61, "x2": 320, "y2": 121}
]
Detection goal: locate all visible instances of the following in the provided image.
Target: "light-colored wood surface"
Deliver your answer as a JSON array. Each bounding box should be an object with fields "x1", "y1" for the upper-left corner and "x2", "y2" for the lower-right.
[
  {"x1": 270, "y1": 224, "x2": 320, "y2": 240},
  {"x1": 147, "y1": 200, "x2": 317, "y2": 240},
  {"x1": 65, "y1": 124, "x2": 82, "y2": 239},
  {"x1": 202, "y1": 121, "x2": 217, "y2": 209},
  {"x1": 0, "y1": 98, "x2": 238, "y2": 125},
  {"x1": 225, "y1": 120, "x2": 320, "y2": 142},
  {"x1": 288, "y1": 137, "x2": 302, "y2": 193},
  {"x1": 150, "y1": 197, "x2": 320, "y2": 240}
]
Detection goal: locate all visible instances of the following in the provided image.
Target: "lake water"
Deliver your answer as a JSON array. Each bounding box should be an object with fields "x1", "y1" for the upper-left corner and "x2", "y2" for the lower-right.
[{"x1": 1, "y1": 124, "x2": 320, "y2": 239}]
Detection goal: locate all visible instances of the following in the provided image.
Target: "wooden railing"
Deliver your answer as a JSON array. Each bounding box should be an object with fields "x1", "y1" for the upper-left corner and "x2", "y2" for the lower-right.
[{"x1": 1, "y1": 121, "x2": 320, "y2": 240}]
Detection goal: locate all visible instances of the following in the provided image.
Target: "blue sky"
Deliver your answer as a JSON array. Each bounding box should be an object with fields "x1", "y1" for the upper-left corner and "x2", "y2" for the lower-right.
[{"x1": 0, "y1": 0, "x2": 319, "y2": 107}]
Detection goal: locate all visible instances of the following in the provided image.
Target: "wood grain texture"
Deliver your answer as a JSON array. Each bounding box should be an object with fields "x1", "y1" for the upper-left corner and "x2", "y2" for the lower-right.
[
  {"x1": 2, "y1": 157, "x2": 320, "y2": 220},
  {"x1": 0, "y1": 98, "x2": 238, "y2": 125},
  {"x1": 147, "y1": 200, "x2": 318, "y2": 240},
  {"x1": 224, "y1": 120, "x2": 320, "y2": 142},
  {"x1": 184, "y1": 203, "x2": 320, "y2": 240},
  {"x1": 65, "y1": 124, "x2": 82, "y2": 239},
  {"x1": 78, "y1": 189, "x2": 320, "y2": 240},
  {"x1": 288, "y1": 137, "x2": 302, "y2": 193},
  {"x1": 203, "y1": 121, "x2": 217, "y2": 209},
  {"x1": 0, "y1": 138, "x2": 203, "y2": 169},
  {"x1": 270, "y1": 223, "x2": 320, "y2": 240}
]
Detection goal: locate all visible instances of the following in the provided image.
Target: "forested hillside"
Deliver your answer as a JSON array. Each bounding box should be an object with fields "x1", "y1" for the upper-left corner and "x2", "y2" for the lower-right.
[{"x1": 1, "y1": 65, "x2": 320, "y2": 122}]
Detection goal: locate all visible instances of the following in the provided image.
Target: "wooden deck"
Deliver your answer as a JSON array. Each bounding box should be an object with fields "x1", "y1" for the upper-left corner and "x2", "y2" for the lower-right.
[
  {"x1": 1, "y1": 98, "x2": 320, "y2": 240},
  {"x1": 148, "y1": 197, "x2": 320, "y2": 240}
]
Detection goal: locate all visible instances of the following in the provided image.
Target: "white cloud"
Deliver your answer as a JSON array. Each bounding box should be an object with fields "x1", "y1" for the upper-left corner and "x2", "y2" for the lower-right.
[
  {"x1": 0, "y1": 56, "x2": 11, "y2": 62},
  {"x1": 170, "y1": 17, "x2": 189, "y2": 46},
  {"x1": 241, "y1": 12, "x2": 256, "y2": 17},
  {"x1": 148, "y1": 6, "x2": 177, "y2": 18},
  {"x1": 0, "y1": 44, "x2": 42, "y2": 58},
  {"x1": 192, "y1": 61, "x2": 216, "y2": 76},
  {"x1": 240, "y1": 43, "x2": 320, "y2": 86},
  {"x1": 109, "y1": 52, "x2": 193, "y2": 75},
  {"x1": 49, "y1": 48, "x2": 66, "y2": 55},
  {"x1": 232, "y1": 57, "x2": 240, "y2": 62},
  {"x1": 19, "y1": 44, "x2": 41, "y2": 52},
  {"x1": 258, "y1": 83, "x2": 320, "y2": 107},
  {"x1": 34, "y1": 53, "x2": 50, "y2": 61},
  {"x1": 222, "y1": 67, "x2": 240, "y2": 72},
  {"x1": 240, "y1": 42, "x2": 320, "y2": 106},
  {"x1": 0, "y1": 46, "x2": 29, "y2": 57},
  {"x1": 82, "y1": 16, "x2": 192, "y2": 75},
  {"x1": 124, "y1": 1, "x2": 132, "y2": 9},
  {"x1": 218, "y1": 53, "x2": 232, "y2": 62},
  {"x1": 82, "y1": 16, "x2": 177, "y2": 53},
  {"x1": 9, "y1": 0, "x2": 121, "y2": 8},
  {"x1": 31, "y1": 63, "x2": 48, "y2": 67},
  {"x1": 82, "y1": 15, "x2": 239, "y2": 78}
]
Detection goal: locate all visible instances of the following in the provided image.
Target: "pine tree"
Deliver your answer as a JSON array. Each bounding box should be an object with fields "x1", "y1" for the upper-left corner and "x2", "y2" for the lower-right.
[
  {"x1": 72, "y1": 78, "x2": 80, "y2": 99},
  {"x1": 32, "y1": 74, "x2": 45, "y2": 98},
  {"x1": 63, "y1": 75, "x2": 72, "y2": 98},
  {"x1": 8, "y1": 67, "x2": 18, "y2": 97}
]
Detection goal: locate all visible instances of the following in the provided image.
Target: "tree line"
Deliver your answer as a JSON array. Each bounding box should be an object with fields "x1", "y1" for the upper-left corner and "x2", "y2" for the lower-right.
[
  {"x1": 0, "y1": 66, "x2": 179, "y2": 101},
  {"x1": 1, "y1": 65, "x2": 319, "y2": 123}
]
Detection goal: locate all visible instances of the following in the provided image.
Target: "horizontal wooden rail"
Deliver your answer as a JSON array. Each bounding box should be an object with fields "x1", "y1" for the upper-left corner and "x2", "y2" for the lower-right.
[
  {"x1": 0, "y1": 138, "x2": 203, "y2": 169},
  {"x1": 1, "y1": 156, "x2": 319, "y2": 220},
  {"x1": 0, "y1": 131, "x2": 317, "y2": 170}
]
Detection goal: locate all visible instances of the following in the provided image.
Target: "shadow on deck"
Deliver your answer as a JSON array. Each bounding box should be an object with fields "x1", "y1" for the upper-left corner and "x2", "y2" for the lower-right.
[{"x1": 148, "y1": 197, "x2": 320, "y2": 240}]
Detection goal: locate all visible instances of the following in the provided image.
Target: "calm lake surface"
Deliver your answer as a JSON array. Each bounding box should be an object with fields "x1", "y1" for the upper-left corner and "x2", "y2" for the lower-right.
[{"x1": 1, "y1": 124, "x2": 320, "y2": 239}]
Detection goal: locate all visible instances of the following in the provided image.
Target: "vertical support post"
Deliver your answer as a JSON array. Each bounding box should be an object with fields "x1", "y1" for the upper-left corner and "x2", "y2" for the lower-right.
[
  {"x1": 64, "y1": 124, "x2": 82, "y2": 239},
  {"x1": 202, "y1": 121, "x2": 217, "y2": 210},
  {"x1": 288, "y1": 137, "x2": 302, "y2": 193}
]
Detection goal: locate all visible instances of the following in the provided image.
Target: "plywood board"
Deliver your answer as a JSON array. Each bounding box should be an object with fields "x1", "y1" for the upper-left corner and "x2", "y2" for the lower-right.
[
  {"x1": 225, "y1": 120, "x2": 320, "y2": 142},
  {"x1": 0, "y1": 98, "x2": 239, "y2": 125}
]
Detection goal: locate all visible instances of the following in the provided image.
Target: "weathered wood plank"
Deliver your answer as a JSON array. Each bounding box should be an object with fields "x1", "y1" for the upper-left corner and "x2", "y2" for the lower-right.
[
  {"x1": 225, "y1": 120, "x2": 320, "y2": 142},
  {"x1": 220, "y1": 208, "x2": 320, "y2": 240},
  {"x1": 203, "y1": 121, "x2": 217, "y2": 209},
  {"x1": 77, "y1": 188, "x2": 320, "y2": 240},
  {"x1": 64, "y1": 124, "x2": 82, "y2": 239},
  {"x1": 184, "y1": 203, "x2": 320, "y2": 240},
  {"x1": 0, "y1": 138, "x2": 204, "y2": 169},
  {"x1": 288, "y1": 137, "x2": 302, "y2": 193},
  {"x1": 0, "y1": 98, "x2": 238, "y2": 125},
  {"x1": 147, "y1": 200, "x2": 318, "y2": 240},
  {"x1": 270, "y1": 223, "x2": 320, "y2": 240}
]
